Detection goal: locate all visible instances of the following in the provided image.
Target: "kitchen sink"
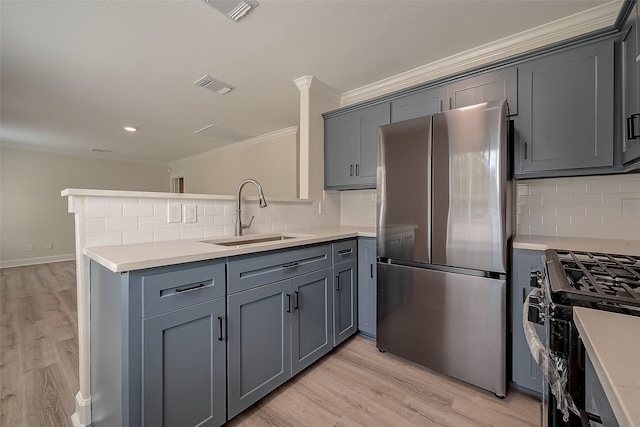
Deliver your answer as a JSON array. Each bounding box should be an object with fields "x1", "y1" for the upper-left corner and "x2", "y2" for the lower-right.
[{"x1": 201, "y1": 233, "x2": 309, "y2": 247}]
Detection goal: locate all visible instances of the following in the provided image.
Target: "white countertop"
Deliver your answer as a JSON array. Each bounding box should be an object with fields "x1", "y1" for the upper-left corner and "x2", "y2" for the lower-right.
[
  {"x1": 84, "y1": 226, "x2": 376, "y2": 272},
  {"x1": 573, "y1": 307, "x2": 640, "y2": 427},
  {"x1": 513, "y1": 235, "x2": 640, "y2": 257}
]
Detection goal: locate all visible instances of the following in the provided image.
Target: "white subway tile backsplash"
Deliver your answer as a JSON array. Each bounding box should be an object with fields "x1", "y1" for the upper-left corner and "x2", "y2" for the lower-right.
[
  {"x1": 106, "y1": 196, "x2": 136, "y2": 204},
  {"x1": 204, "y1": 204, "x2": 224, "y2": 216},
  {"x1": 180, "y1": 228, "x2": 204, "y2": 240},
  {"x1": 87, "y1": 203, "x2": 123, "y2": 218},
  {"x1": 86, "y1": 232, "x2": 122, "y2": 247},
  {"x1": 518, "y1": 175, "x2": 640, "y2": 240},
  {"x1": 214, "y1": 215, "x2": 233, "y2": 227},
  {"x1": 86, "y1": 218, "x2": 106, "y2": 233},
  {"x1": 105, "y1": 217, "x2": 138, "y2": 232},
  {"x1": 123, "y1": 204, "x2": 154, "y2": 217},
  {"x1": 154, "y1": 229, "x2": 181, "y2": 242},
  {"x1": 139, "y1": 217, "x2": 167, "y2": 230},
  {"x1": 123, "y1": 230, "x2": 154, "y2": 245}
]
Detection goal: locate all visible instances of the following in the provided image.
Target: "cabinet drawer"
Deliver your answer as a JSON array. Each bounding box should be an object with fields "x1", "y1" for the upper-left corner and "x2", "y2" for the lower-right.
[
  {"x1": 333, "y1": 239, "x2": 357, "y2": 265},
  {"x1": 141, "y1": 261, "x2": 226, "y2": 317},
  {"x1": 227, "y1": 244, "x2": 331, "y2": 294}
]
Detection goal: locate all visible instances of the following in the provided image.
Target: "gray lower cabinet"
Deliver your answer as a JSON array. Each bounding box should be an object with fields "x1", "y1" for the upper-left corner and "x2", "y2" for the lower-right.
[
  {"x1": 89, "y1": 259, "x2": 226, "y2": 427},
  {"x1": 226, "y1": 244, "x2": 334, "y2": 420},
  {"x1": 511, "y1": 249, "x2": 546, "y2": 394},
  {"x1": 143, "y1": 298, "x2": 226, "y2": 427},
  {"x1": 324, "y1": 102, "x2": 390, "y2": 190},
  {"x1": 333, "y1": 240, "x2": 358, "y2": 346},
  {"x1": 516, "y1": 38, "x2": 615, "y2": 176},
  {"x1": 357, "y1": 237, "x2": 376, "y2": 338}
]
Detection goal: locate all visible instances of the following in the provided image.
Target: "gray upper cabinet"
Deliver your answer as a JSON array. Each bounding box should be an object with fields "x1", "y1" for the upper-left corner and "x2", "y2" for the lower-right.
[
  {"x1": 445, "y1": 67, "x2": 518, "y2": 114},
  {"x1": 357, "y1": 238, "x2": 376, "y2": 338},
  {"x1": 391, "y1": 86, "x2": 444, "y2": 122},
  {"x1": 516, "y1": 39, "x2": 615, "y2": 176},
  {"x1": 511, "y1": 249, "x2": 546, "y2": 394},
  {"x1": 622, "y1": 2, "x2": 640, "y2": 166},
  {"x1": 324, "y1": 102, "x2": 390, "y2": 190}
]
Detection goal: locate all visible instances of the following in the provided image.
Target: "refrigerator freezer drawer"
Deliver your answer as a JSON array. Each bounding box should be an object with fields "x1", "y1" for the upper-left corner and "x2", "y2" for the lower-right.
[{"x1": 377, "y1": 263, "x2": 506, "y2": 396}]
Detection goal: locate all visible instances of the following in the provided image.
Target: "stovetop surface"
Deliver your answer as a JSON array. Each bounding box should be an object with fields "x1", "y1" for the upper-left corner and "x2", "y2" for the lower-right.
[{"x1": 546, "y1": 249, "x2": 640, "y2": 310}]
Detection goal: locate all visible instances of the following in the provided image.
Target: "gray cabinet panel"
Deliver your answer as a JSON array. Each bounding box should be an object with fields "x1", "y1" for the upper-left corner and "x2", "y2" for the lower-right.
[
  {"x1": 332, "y1": 239, "x2": 357, "y2": 264},
  {"x1": 324, "y1": 102, "x2": 390, "y2": 190},
  {"x1": 291, "y1": 268, "x2": 333, "y2": 375},
  {"x1": 334, "y1": 259, "x2": 358, "y2": 346},
  {"x1": 141, "y1": 261, "x2": 225, "y2": 317},
  {"x1": 445, "y1": 67, "x2": 517, "y2": 114},
  {"x1": 391, "y1": 87, "x2": 443, "y2": 122},
  {"x1": 622, "y1": 3, "x2": 640, "y2": 165},
  {"x1": 511, "y1": 249, "x2": 545, "y2": 394},
  {"x1": 227, "y1": 280, "x2": 291, "y2": 419},
  {"x1": 357, "y1": 238, "x2": 376, "y2": 338},
  {"x1": 517, "y1": 39, "x2": 614, "y2": 174},
  {"x1": 227, "y1": 244, "x2": 331, "y2": 294},
  {"x1": 143, "y1": 298, "x2": 225, "y2": 427}
]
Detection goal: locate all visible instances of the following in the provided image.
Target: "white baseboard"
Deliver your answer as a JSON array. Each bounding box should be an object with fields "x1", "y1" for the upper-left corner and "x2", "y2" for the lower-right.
[{"x1": 0, "y1": 253, "x2": 76, "y2": 269}]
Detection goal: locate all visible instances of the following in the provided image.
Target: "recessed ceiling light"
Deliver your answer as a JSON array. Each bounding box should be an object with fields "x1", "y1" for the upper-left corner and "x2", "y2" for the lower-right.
[{"x1": 124, "y1": 126, "x2": 138, "y2": 132}]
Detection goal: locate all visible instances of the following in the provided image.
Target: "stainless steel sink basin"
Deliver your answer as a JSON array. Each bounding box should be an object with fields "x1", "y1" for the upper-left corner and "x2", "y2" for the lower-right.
[{"x1": 201, "y1": 233, "x2": 309, "y2": 247}]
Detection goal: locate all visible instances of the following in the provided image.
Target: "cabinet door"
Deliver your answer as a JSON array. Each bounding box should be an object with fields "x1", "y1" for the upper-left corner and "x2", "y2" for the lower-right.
[
  {"x1": 143, "y1": 298, "x2": 226, "y2": 427},
  {"x1": 512, "y1": 249, "x2": 546, "y2": 394},
  {"x1": 324, "y1": 103, "x2": 390, "y2": 190},
  {"x1": 333, "y1": 260, "x2": 358, "y2": 346},
  {"x1": 623, "y1": 3, "x2": 640, "y2": 165},
  {"x1": 517, "y1": 39, "x2": 614, "y2": 174},
  {"x1": 227, "y1": 280, "x2": 291, "y2": 419},
  {"x1": 391, "y1": 87, "x2": 444, "y2": 122},
  {"x1": 445, "y1": 67, "x2": 518, "y2": 114},
  {"x1": 291, "y1": 268, "x2": 333, "y2": 375},
  {"x1": 357, "y1": 238, "x2": 376, "y2": 338},
  {"x1": 324, "y1": 112, "x2": 357, "y2": 188}
]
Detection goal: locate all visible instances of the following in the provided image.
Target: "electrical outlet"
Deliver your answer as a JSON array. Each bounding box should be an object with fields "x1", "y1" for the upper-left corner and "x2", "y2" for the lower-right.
[
  {"x1": 183, "y1": 204, "x2": 197, "y2": 223},
  {"x1": 168, "y1": 204, "x2": 182, "y2": 223},
  {"x1": 26, "y1": 243, "x2": 33, "y2": 252},
  {"x1": 45, "y1": 243, "x2": 53, "y2": 250},
  {"x1": 622, "y1": 199, "x2": 640, "y2": 217}
]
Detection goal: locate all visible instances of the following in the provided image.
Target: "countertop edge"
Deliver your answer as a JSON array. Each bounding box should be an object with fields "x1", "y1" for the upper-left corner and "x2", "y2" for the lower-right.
[
  {"x1": 84, "y1": 227, "x2": 376, "y2": 272},
  {"x1": 573, "y1": 307, "x2": 639, "y2": 427}
]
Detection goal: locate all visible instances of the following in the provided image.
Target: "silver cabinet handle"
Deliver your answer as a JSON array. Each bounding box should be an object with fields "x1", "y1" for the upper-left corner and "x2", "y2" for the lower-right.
[
  {"x1": 283, "y1": 262, "x2": 299, "y2": 268},
  {"x1": 338, "y1": 248, "x2": 353, "y2": 255},
  {"x1": 175, "y1": 283, "x2": 205, "y2": 293}
]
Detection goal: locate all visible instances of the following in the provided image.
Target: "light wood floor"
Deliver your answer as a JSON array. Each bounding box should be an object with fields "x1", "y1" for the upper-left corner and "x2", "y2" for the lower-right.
[{"x1": 1, "y1": 261, "x2": 540, "y2": 427}]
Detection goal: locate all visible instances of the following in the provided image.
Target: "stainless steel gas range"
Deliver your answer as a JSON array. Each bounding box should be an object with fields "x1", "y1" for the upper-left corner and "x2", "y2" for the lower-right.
[{"x1": 525, "y1": 249, "x2": 640, "y2": 426}]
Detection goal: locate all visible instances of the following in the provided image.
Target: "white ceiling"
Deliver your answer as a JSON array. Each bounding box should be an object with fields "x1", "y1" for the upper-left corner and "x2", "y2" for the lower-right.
[{"x1": 0, "y1": 0, "x2": 623, "y2": 165}]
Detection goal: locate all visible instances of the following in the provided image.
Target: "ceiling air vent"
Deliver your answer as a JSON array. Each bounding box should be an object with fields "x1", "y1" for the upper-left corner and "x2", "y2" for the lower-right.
[
  {"x1": 202, "y1": 0, "x2": 258, "y2": 23},
  {"x1": 195, "y1": 124, "x2": 252, "y2": 142},
  {"x1": 195, "y1": 75, "x2": 235, "y2": 94}
]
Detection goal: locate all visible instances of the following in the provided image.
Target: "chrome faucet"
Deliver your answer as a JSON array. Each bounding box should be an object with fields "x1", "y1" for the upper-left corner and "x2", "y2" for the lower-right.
[{"x1": 235, "y1": 178, "x2": 268, "y2": 236}]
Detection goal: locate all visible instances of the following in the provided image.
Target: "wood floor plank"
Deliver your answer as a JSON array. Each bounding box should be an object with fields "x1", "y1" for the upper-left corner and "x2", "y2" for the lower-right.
[{"x1": 25, "y1": 364, "x2": 73, "y2": 427}]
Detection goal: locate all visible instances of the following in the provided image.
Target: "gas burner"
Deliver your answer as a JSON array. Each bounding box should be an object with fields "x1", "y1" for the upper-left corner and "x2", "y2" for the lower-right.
[{"x1": 547, "y1": 249, "x2": 640, "y2": 307}]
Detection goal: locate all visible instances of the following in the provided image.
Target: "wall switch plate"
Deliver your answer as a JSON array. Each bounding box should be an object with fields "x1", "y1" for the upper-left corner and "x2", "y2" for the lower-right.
[
  {"x1": 622, "y1": 199, "x2": 640, "y2": 217},
  {"x1": 184, "y1": 204, "x2": 197, "y2": 223},
  {"x1": 168, "y1": 204, "x2": 182, "y2": 223}
]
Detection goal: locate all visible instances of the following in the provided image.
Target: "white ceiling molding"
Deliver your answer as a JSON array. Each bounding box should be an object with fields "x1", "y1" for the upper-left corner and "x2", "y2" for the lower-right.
[
  {"x1": 294, "y1": 76, "x2": 340, "y2": 103},
  {"x1": 340, "y1": 0, "x2": 622, "y2": 107}
]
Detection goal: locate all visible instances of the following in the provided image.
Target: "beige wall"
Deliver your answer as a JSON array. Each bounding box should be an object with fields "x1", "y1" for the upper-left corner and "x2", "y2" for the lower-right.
[
  {"x1": 0, "y1": 146, "x2": 169, "y2": 266},
  {"x1": 169, "y1": 128, "x2": 298, "y2": 198}
]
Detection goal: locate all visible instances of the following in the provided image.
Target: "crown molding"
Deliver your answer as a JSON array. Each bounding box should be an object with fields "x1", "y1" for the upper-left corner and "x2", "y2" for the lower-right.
[
  {"x1": 341, "y1": 0, "x2": 622, "y2": 106},
  {"x1": 294, "y1": 75, "x2": 341, "y2": 103},
  {"x1": 194, "y1": 126, "x2": 299, "y2": 156}
]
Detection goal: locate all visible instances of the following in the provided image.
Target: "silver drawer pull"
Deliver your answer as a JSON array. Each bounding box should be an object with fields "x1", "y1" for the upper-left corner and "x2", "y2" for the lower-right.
[
  {"x1": 175, "y1": 283, "x2": 205, "y2": 293},
  {"x1": 338, "y1": 249, "x2": 353, "y2": 255},
  {"x1": 283, "y1": 262, "x2": 299, "y2": 268}
]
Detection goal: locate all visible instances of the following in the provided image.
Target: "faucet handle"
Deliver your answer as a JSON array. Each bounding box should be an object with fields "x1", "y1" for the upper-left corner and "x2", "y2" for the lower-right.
[{"x1": 242, "y1": 215, "x2": 255, "y2": 229}]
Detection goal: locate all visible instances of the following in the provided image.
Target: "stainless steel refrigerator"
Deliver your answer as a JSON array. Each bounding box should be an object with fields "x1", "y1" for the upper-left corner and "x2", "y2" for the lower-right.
[{"x1": 376, "y1": 98, "x2": 512, "y2": 397}]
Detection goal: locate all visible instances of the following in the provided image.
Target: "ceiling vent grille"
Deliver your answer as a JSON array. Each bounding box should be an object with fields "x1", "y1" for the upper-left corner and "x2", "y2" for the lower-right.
[
  {"x1": 202, "y1": 0, "x2": 258, "y2": 23},
  {"x1": 194, "y1": 75, "x2": 234, "y2": 94},
  {"x1": 195, "y1": 124, "x2": 252, "y2": 142}
]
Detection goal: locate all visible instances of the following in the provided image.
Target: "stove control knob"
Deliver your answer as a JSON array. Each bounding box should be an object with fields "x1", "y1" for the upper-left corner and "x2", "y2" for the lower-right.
[{"x1": 529, "y1": 270, "x2": 543, "y2": 288}]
